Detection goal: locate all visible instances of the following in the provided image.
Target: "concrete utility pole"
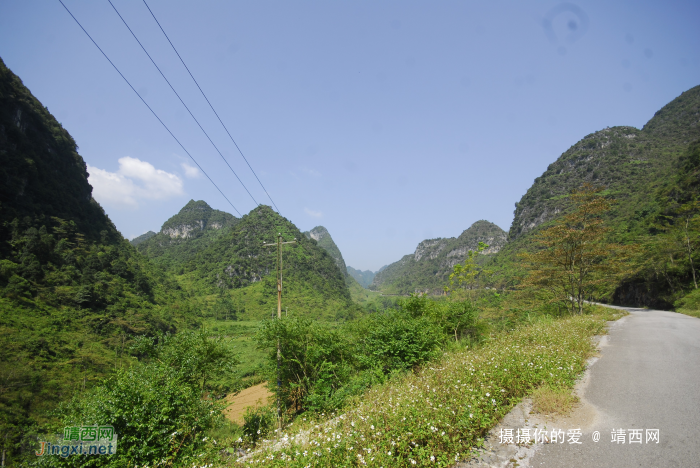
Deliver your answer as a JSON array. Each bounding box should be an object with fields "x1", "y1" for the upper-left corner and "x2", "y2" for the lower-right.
[
  {"x1": 263, "y1": 233, "x2": 296, "y2": 435},
  {"x1": 263, "y1": 233, "x2": 297, "y2": 319}
]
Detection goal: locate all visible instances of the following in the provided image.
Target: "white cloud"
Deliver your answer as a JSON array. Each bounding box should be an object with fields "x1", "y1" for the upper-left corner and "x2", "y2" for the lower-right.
[
  {"x1": 304, "y1": 207, "x2": 323, "y2": 218},
  {"x1": 181, "y1": 161, "x2": 201, "y2": 178},
  {"x1": 88, "y1": 156, "x2": 183, "y2": 209},
  {"x1": 302, "y1": 168, "x2": 322, "y2": 177}
]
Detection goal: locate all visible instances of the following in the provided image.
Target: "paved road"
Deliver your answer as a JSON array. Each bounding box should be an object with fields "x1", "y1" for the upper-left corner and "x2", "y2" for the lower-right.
[{"x1": 530, "y1": 307, "x2": 700, "y2": 468}]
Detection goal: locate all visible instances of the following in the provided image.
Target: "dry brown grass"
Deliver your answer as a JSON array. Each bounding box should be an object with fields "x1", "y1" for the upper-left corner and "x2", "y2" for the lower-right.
[{"x1": 530, "y1": 385, "x2": 579, "y2": 416}]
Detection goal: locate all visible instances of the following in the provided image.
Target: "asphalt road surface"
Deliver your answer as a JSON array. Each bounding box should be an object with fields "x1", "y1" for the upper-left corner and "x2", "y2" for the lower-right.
[{"x1": 530, "y1": 307, "x2": 700, "y2": 468}]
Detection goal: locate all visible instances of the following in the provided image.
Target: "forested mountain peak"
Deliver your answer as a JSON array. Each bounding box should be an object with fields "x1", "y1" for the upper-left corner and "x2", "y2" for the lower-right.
[
  {"x1": 508, "y1": 85, "x2": 700, "y2": 241},
  {"x1": 160, "y1": 199, "x2": 237, "y2": 239},
  {"x1": 130, "y1": 230, "x2": 157, "y2": 246},
  {"x1": 303, "y1": 225, "x2": 347, "y2": 277}
]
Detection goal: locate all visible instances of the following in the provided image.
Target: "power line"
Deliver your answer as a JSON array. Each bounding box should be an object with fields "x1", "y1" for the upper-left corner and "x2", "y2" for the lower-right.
[
  {"x1": 107, "y1": 0, "x2": 260, "y2": 208},
  {"x1": 141, "y1": 0, "x2": 281, "y2": 215},
  {"x1": 57, "y1": 0, "x2": 241, "y2": 216}
]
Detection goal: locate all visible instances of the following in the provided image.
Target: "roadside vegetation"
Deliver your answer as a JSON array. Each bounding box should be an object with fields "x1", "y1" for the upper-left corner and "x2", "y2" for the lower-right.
[{"x1": 238, "y1": 306, "x2": 623, "y2": 467}]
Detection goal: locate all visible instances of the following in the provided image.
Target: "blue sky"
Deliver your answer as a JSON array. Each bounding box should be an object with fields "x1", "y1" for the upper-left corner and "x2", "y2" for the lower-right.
[{"x1": 1, "y1": 0, "x2": 698, "y2": 271}]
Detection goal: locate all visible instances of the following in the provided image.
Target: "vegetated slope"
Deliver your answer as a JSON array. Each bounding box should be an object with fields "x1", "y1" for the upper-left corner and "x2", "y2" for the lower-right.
[
  {"x1": 615, "y1": 137, "x2": 700, "y2": 308},
  {"x1": 140, "y1": 204, "x2": 355, "y2": 320},
  {"x1": 347, "y1": 266, "x2": 377, "y2": 288},
  {"x1": 487, "y1": 85, "x2": 700, "y2": 303},
  {"x1": 130, "y1": 230, "x2": 156, "y2": 246},
  {"x1": 197, "y1": 206, "x2": 354, "y2": 319},
  {"x1": 371, "y1": 220, "x2": 507, "y2": 295},
  {"x1": 509, "y1": 86, "x2": 700, "y2": 242},
  {"x1": 0, "y1": 57, "x2": 183, "y2": 463},
  {"x1": 302, "y1": 225, "x2": 347, "y2": 277},
  {"x1": 135, "y1": 199, "x2": 238, "y2": 272}
]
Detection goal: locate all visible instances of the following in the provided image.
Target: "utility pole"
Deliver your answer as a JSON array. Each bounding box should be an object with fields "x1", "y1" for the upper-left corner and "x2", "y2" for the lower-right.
[{"x1": 263, "y1": 233, "x2": 296, "y2": 435}]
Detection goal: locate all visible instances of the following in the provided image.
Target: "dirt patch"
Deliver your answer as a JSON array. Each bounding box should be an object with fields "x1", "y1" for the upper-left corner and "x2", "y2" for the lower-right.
[{"x1": 224, "y1": 383, "x2": 274, "y2": 425}]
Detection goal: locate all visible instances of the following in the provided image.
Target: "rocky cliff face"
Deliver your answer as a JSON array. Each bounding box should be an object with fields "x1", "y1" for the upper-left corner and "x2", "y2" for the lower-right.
[
  {"x1": 371, "y1": 220, "x2": 507, "y2": 294},
  {"x1": 159, "y1": 200, "x2": 237, "y2": 239}
]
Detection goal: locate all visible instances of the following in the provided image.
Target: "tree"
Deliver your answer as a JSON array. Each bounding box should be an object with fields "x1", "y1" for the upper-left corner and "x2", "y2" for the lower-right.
[
  {"x1": 673, "y1": 203, "x2": 700, "y2": 289},
  {"x1": 519, "y1": 184, "x2": 637, "y2": 314},
  {"x1": 445, "y1": 241, "x2": 489, "y2": 301}
]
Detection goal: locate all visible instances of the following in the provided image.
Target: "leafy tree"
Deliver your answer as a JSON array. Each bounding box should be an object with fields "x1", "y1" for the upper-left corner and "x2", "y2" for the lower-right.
[
  {"x1": 430, "y1": 300, "x2": 481, "y2": 342},
  {"x1": 445, "y1": 241, "x2": 489, "y2": 302},
  {"x1": 399, "y1": 293, "x2": 483, "y2": 342},
  {"x1": 672, "y1": 203, "x2": 700, "y2": 289},
  {"x1": 131, "y1": 329, "x2": 238, "y2": 394},
  {"x1": 519, "y1": 184, "x2": 638, "y2": 314},
  {"x1": 255, "y1": 316, "x2": 353, "y2": 414}
]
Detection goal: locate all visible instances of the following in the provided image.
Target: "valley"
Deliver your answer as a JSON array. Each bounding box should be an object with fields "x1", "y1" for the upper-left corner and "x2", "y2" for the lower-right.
[{"x1": 1, "y1": 52, "x2": 699, "y2": 467}]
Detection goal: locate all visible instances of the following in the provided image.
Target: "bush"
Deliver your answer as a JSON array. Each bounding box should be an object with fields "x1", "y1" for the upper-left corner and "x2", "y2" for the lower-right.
[
  {"x1": 352, "y1": 310, "x2": 443, "y2": 373},
  {"x1": 38, "y1": 330, "x2": 236, "y2": 467},
  {"x1": 255, "y1": 316, "x2": 354, "y2": 414},
  {"x1": 243, "y1": 406, "x2": 275, "y2": 444}
]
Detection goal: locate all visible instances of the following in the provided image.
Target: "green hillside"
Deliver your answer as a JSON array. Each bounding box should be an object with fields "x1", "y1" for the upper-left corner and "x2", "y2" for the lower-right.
[
  {"x1": 0, "y1": 57, "x2": 188, "y2": 463},
  {"x1": 487, "y1": 85, "x2": 700, "y2": 308},
  {"x1": 298, "y1": 226, "x2": 386, "y2": 306},
  {"x1": 371, "y1": 220, "x2": 507, "y2": 295},
  {"x1": 509, "y1": 86, "x2": 700, "y2": 243},
  {"x1": 135, "y1": 199, "x2": 238, "y2": 272},
  {"x1": 130, "y1": 230, "x2": 156, "y2": 246},
  {"x1": 137, "y1": 205, "x2": 355, "y2": 320}
]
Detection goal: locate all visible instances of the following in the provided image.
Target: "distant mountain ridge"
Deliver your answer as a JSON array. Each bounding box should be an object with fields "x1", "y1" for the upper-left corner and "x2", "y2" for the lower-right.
[
  {"x1": 371, "y1": 220, "x2": 507, "y2": 295},
  {"x1": 161, "y1": 199, "x2": 237, "y2": 239},
  {"x1": 131, "y1": 230, "x2": 156, "y2": 246},
  {"x1": 347, "y1": 266, "x2": 377, "y2": 288},
  {"x1": 134, "y1": 200, "x2": 237, "y2": 271}
]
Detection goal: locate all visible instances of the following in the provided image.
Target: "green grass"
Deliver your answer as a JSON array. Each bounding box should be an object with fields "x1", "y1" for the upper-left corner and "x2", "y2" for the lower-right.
[
  {"x1": 237, "y1": 309, "x2": 619, "y2": 467},
  {"x1": 201, "y1": 319, "x2": 267, "y2": 389}
]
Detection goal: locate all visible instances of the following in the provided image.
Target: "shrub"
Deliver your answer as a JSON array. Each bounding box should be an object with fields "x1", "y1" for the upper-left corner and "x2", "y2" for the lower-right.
[
  {"x1": 243, "y1": 406, "x2": 275, "y2": 444},
  {"x1": 352, "y1": 310, "x2": 443, "y2": 373},
  {"x1": 38, "y1": 330, "x2": 235, "y2": 467}
]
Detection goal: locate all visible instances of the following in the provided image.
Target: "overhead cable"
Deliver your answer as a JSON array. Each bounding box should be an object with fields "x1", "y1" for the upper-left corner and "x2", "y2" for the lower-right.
[
  {"x1": 142, "y1": 0, "x2": 281, "y2": 215},
  {"x1": 108, "y1": 0, "x2": 260, "y2": 208},
  {"x1": 57, "y1": 0, "x2": 241, "y2": 216}
]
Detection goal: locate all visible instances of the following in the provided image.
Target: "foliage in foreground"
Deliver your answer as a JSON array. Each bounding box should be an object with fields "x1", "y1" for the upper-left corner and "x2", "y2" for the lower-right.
[
  {"x1": 242, "y1": 311, "x2": 616, "y2": 467},
  {"x1": 35, "y1": 330, "x2": 237, "y2": 467},
  {"x1": 254, "y1": 295, "x2": 485, "y2": 417}
]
